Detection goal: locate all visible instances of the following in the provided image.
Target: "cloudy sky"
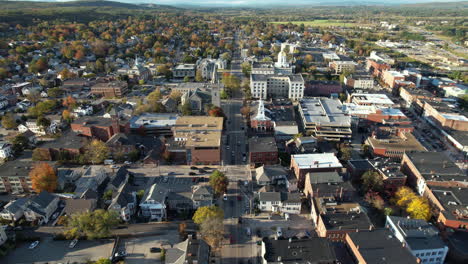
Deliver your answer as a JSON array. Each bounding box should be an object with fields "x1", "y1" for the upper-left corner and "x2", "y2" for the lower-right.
[{"x1": 16, "y1": 0, "x2": 467, "y2": 6}]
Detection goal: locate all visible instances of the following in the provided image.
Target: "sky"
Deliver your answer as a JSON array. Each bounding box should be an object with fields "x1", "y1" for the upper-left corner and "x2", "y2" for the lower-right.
[{"x1": 14, "y1": 0, "x2": 468, "y2": 6}]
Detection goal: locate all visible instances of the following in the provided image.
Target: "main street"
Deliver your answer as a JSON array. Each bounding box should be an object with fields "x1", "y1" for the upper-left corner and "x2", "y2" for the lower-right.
[{"x1": 222, "y1": 99, "x2": 247, "y2": 165}]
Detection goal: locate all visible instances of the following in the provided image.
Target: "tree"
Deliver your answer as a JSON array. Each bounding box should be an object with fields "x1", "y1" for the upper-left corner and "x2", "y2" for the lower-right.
[
  {"x1": 338, "y1": 147, "x2": 352, "y2": 161},
  {"x1": 32, "y1": 148, "x2": 49, "y2": 161},
  {"x1": 47, "y1": 87, "x2": 63, "y2": 98},
  {"x1": 240, "y1": 106, "x2": 251, "y2": 116},
  {"x1": 195, "y1": 69, "x2": 203, "y2": 82},
  {"x1": 30, "y1": 162, "x2": 57, "y2": 193},
  {"x1": 93, "y1": 259, "x2": 111, "y2": 264},
  {"x1": 36, "y1": 116, "x2": 51, "y2": 130},
  {"x1": 365, "y1": 191, "x2": 384, "y2": 210},
  {"x1": 193, "y1": 205, "x2": 223, "y2": 222},
  {"x1": 85, "y1": 140, "x2": 109, "y2": 164},
  {"x1": 147, "y1": 89, "x2": 162, "y2": 102},
  {"x1": 103, "y1": 190, "x2": 113, "y2": 200},
  {"x1": 241, "y1": 61, "x2": 251, "y2": 77},
  {"x1": 361, "y1": 170, "x2": 383, "y2": 193},
  {"x1": 208, "y1": 106, "x2": 225, "y2": 118},
  {"x1": 407, "y1": 197, "x2": 431, "y2": 221},
  {"x1": 1, "y1": 113, "x2": 17, "y2": 129},
  {"x1": 63, "y1": 96, "x2": 77, "y2": 109},
  {"x1": 62, "y1": 109, "x2": 73, "y2": 123},
  {"x1": 200, "y1": 216, "x2": 224, "y2": 251},
  {"x1": 11, "y1": 134, "x2": 29, "y2": 155},
  {"x1": 395, "y1": 187, "x2": 415, "y2": 208},
  {"x1": 169, "y1": 90, "x2": 182, "y2": 102},
  {"x1": 209, "y1": 170, "x2": 229, "y2": 196},
  {"x1": 180, "y1": 102, "x2": 192, "y2": 116},
  {"x1": 66, "y1": 209, "x2": 119, "y2": 239}
]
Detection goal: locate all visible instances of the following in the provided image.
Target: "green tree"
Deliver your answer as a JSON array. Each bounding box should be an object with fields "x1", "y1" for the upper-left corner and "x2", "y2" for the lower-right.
[
  {"x1": 93, "y1": 259, "x2": 111, "y2": 264},
  {"x1": 361, "y1": 170, "x2": 383, "y2": 193},
  {"x1": 66, "y1": 209, "x2": 119, "y2": 239},
  {"x1": 209, "y1": 170, "x2": 229, "y2": 196},
  {"x1": 241, "y1": 61, "x2": 251, "y2": 77},
  {"x1": 10, "y1": 134, "x2": 29, "y2": 155},
  {"x1": 183, "y1": 76, "x2": 191, "y2": 83},
  {"x1": 180, "y1": 102, "x2": 192, "y2": 116},
  {"x1": 47, "y1": 87, "x2": 63, "y2": 98},
  {"x1": 1, "y1": 113, "x2": 17, "y2": 129},
  {"x1": 192, "y1": 205, "x2": 224, "y2": 225},
  {"x1": 36, "y1": 116, "x2": 51, "y2": 130},
  {"x1": 195, "y1": 69, "x2": 203, "y2": 82},
  {"x1": 85, "y1": 140, "x2": 109, "y2": 164}
]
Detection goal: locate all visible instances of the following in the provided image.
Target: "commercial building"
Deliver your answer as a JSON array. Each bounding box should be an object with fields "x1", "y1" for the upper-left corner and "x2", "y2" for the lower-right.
[
  {"x1": 290, "y1": 153, "x2": 343, "y2": 189},
  {"x1": 173, "y1": 64, "x2": 196, "y2": 78},
  {"x1": 249, "y1": 137, "x2": 278, "y2": 167},
  {"x1": 425, "y1": 187, "x2": 468, "y2": 231},
  {"x1": 329, "y1": 61, "x2": 357, "y2": 74},
  {"x1": 0, "y1": 160, "x2": 35, "y2": 193},
  {"x1": 344, "y1": 73, "x2": 374, "y2": 90},
  {"x1": 257, "y1": 192, "x2": 302, "y2": 214},
  {"x1": 382, "y1": 70, "x2": 406, "y2": 89},
  {"x1": 129, "y1": 113, "x2": 178, "y2": 136},
  {"x1": 346, "y1": 229, "x2": 420, "y2": 264},
  {"x1": 348, "y1": 93, "x2": 394, "y2": 108},
  {"x1": 418, "y1": 99, "x2": 468, "y2": 131},
  {"x1": 91, "y1": 80, "x2": 128, "y2": 98},
  {"x1": 169, "y1": 116, "x2": 223, "y2": 165},
  {"x1": 71, "y1": 116, "x2": 129, "y2": 142},
  {"x1": 298, "y1": 98, "x2": 351, "y2": 141},
  {"x1": 250, "y1": 73, "x2": 305, "y2": 100},
  {"x1": 261, "y1": 237, "x2": 337, "y2": 263},
  {"x1": 366, "y1": 131, "x2": 427, "y2": 160},
  {"x1": 386, "y1": 216, "x2": 448, "y2": 264}
]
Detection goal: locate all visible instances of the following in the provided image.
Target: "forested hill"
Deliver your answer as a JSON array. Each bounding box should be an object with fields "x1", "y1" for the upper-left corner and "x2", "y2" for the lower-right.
[{"x1": 0, "y1": 0, "x2": 182, "y2": 25}]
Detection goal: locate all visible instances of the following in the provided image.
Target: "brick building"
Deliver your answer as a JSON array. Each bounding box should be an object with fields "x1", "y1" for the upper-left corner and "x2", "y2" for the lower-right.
[
  {"x1": 91, "y1": 79, "x2": 128, "y2": 98},
  {"x1": 71, "y1": 116, "x2": 129, "y2": 142},
  {"x1": 290, "y1": 153, "x2": 343, "y2": 189},
  {"x1": 366, "y1": 59, "x2": 391, "y2": 78},
  {"x1": 34, "y1": 131, "x2": 86, "y2": 161},
  {"x1": 168, "y1": 116, "x2": 223, "y2": 165},
  {"x1": 248, "y1": 137, "x2": 278, "y2": 167},
  {"x1": 366, "y1": 131, "x2": 427, "y2": 160}
]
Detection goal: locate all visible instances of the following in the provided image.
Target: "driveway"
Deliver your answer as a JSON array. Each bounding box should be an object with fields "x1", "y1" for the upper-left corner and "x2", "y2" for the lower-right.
[{"x1": 122, "y1": 232, "x2": 181, "y2": 264}]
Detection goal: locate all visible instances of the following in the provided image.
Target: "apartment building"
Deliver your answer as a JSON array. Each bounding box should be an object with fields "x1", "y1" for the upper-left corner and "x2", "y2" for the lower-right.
[{"x1": 250, "y1": 73, "x2": 304, "y2": 100}]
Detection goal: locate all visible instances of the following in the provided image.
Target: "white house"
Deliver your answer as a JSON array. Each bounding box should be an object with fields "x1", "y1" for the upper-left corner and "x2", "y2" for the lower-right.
[
  {"x1": 109, "y1": 182, "x2": 136, "y2": 222},
  {"x1": 258, "y1": 192, "x2": 301, "y2": 214},
  {"x1": 139, "y1": 184, "x2": 168, "y2": 221},
  {"x1": 24, "y1": 191, "x2": 60, "y2": 225},
  {"x1": 386, "y1": 216, "x2": 448, "y2": 264},
  {"x1": 73, "y1": 105, "x2": 94, "y2": 117},
  {"x1": 0, "y1": 198, "x2": 29, "y2": 221},
  {"x1": 0, "y1": 141, "x2": 12, "y2": 159}
]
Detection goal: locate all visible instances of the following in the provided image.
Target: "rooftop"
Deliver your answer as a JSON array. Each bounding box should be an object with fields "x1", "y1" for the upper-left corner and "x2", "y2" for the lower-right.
[
  {"x1": 249, "y1": 137, "x2": 278, "y2": 153},
  {"x1": 299, "y1": 98, "x2": 350, "y2": 127},
  {"x1": 263, "y1": 237, "x2": 337, "y2": 263},
  {"x1": 367, "y1": 132, "x2": 426, "y2": 152},
  {"x1": 431, "y1": 187, "x2": 468, "y2": 222},
  {"x1": 174, "y1": 116, "x2": 223, "y2": 131},
  {"x1": 292, "y1": 153, "x2": 342, "y2": 169},
  {"x1": 348, "y1": 229, "x2": 419, "y2": 264},
  {"x1": 405, "y1": 151, "x2": 466, "y2": 180},
  {"x1": 39, "y1": 131, "x2": 86, "y2": 150},
  {"x1": 130, "y1": 113, "x2": 179, "y2": 129},
  {"x1": 350, "y1": 93, "x2": 394, "y2": 106}
]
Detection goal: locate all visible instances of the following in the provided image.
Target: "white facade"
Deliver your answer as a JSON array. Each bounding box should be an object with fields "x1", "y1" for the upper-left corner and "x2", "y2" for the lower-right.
[
  {"x1": 386, "y1": 216, "x2": 448, "y2": 264},
  {"x1": 251, "y1": 74, "x2": 304, "y2": 100},
  {"x1": 0, "y1": 142, "x2": 12, "y2": 159},
  {"x1": 173, "y1": 64, "x2": 196, "y2": 78},
  {"x1": 139, "y1": 184, "x2": 167, "y2": 221},
  {"x1": 0, "y1": 227, "x2": 7, "y2": 246},
  {"x1": 73, "y1": 105, "x2": 93, "y2": 117}
]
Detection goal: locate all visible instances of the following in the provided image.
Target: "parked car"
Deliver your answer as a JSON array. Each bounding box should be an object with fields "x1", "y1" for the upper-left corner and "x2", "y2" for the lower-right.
[
  {"x1": 246, "y1": 227, "x2": 251, "y2": 236},
  {"x1": 150, "y1": 247, "x2": 162, "y2": 253},
  {"x1": 29, "y1": 241, "x2": 39, "y2": 249},
  {"x1": 276, "y1": 227, "x2": 282, "y2": 237},
  {"x1": 124, "y1": 161, "x2": 132, "y2": 165},
  {"x1": 223, "y1": 193, "x2": 228, "y2": 201},
  {"x1": 189, "y1": 172, "x2": 197, "y2": 176},
  {"x1": 190, "y1": 166, "x2": 198, "y2": 170},
  {"x1": 69, "y1": 238, "x2": 78, "y2": 248}
]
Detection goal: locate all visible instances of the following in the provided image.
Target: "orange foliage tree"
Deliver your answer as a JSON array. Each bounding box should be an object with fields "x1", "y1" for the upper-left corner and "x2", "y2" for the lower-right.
[{"x1": 30, "y1": 162, "x2": 57, "y2": 193}]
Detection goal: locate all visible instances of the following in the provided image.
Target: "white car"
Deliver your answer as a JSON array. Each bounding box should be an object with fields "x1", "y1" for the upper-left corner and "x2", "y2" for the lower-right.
[
  {"x1": 29, "y1": 241, "x2": 39, "y2": 249},
  {"x1": 223, "y1": 194, "x2": 228, "y2": 201},
  {"x1": 69, "y1": 238, "x2": 78, "y2": 248},
  {"x1": 110, "y1": 165, "x2": 120, "y2": 169}
]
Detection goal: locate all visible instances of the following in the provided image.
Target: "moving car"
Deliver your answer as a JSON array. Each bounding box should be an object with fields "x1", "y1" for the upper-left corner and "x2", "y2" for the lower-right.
[
  {"x1": 29, "y1": 241, "x2": 39, "y2": 249},
  {"x1": 150, "y1": 247, "x2": 162, "y2": 253},
  {"x1": 69, "y1": 238, "x2": 78, "y2": 248}
]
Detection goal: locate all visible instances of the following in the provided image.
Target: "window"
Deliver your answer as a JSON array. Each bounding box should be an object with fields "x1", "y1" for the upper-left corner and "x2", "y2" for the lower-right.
[
  {"x1": 438, "y1": 251, "x2": 443, "y2": 255},
  {"x1": 436, "y1": 258, "x2": 441, "y2": 261}
]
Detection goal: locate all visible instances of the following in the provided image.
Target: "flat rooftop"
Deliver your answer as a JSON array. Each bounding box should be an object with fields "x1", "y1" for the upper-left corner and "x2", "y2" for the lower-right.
[
  {"x1": 292, "y1": 153, "x2": 342, "y2": 169},
  {"x1": 130, "y1": 113, "x2": 178, "y2": 129},
  {"x1": 300, "y1": 98, "x2": 351, "y2": 127},
  {"x1": 174, "y1": 116, "x2": 223, "y2": 131},
  {"x1": 351, "y1": 93, "x2": 394, "y2": 106},
  {"x1": 367, "y1": 132, "x2": 426, "y2": 152},
  {"x1": 249, "y1": 137, "x2": 278, "y2": 153}
]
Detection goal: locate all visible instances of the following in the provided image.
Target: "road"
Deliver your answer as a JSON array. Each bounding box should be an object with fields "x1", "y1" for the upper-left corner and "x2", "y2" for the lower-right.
[{"x1": 222, "y1": 99, "x2": 247, "y2": 165}]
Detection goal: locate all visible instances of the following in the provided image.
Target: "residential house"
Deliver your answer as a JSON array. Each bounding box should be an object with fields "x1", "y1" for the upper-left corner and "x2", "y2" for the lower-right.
[
  {"x1": 386, "y1": 216, "x2": 448, "y2": 264},
  {"x1": 0, "y1": 141, "x2": 12, "y2": 159},
  {"x1": 191, "y1": 185, "x2": 214, "y2": 209},
  {"x1": 24, "y1": 191, "x2": 60, "y2": 225},
  {"x1": 0, "y1": 198, "x2": 28, "y2": 221},
  {"x1": 140, "y1": 184, "x2": 168, "y2": 221},
  {"x1": 165, "y1": 235, "x2": 210, "y2": 264},
  {"x1": 257, "y1": 192, "x2": 302, "y2": 214},
  {"x1": 73, "y1": 105, "x2": 94, "y2": 117},
  {"x1": 254, "y1": 165, "x2": 289, "y2": 186},
  {"x1": 109, "y1": 182, "x2": 136, "y2": 222},
  {"x1": 73, "y1": 166, "x2": 108, "y2": 199},
  {"x1": 345, "y1": 229, "x2": 419, "y2": 264}
]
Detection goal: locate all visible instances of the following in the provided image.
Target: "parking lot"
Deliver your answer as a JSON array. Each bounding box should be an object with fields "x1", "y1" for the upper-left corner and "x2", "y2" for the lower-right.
[{"x1": 2, "y1": 237, "x2": 114, "y2": 264}]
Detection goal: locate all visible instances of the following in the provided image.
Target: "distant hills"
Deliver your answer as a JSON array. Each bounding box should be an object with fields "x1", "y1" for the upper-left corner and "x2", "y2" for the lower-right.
[{"x1": 0, "y1": 0, "x2": 180, "y2": 11}]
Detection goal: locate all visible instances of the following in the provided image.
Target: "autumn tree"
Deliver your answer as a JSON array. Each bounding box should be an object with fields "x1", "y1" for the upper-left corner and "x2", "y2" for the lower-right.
[
  {"x1": 30, "y1": 162, "x2": 57, "y2": 193},
  {"x1": 1, "y1": 113, "x2": 17, "y2": 129},
  {"x1": 209, "y1": 170, "x2": 229, "y2": 196},
  {"x1": 192, "y1": 205, "x2": 224, "y2": 225},
  {"x1": 208, "y1": 106, "x2": 225, "y2": 118},
  {"x1": 85, "y1": 140, "x2": 109, "y2": 164},
  {"x1": 200, "y1": 216, "x2": 224, "y2": 251},
  {"x1": 62, "y1": 109, "x2": 73, "y2": 123},
  {"x1": 361, "y1": 170, "x2": 383, "y2": 193},
  {"x1": 169, "y1": 90, "x2": 182, "y2": 102},
  {"x1": 195, "y1": 69, "x2": 204, "y2": 82},
  {"x1": 394, "y1": 187, "x2": 431, "y2": 221},
  {"x1": 240, "y1": 106, "x2": 251, "y2": 116},
  {"x1": 63, "y1": 95, "x2": 77, "y2": 109}
]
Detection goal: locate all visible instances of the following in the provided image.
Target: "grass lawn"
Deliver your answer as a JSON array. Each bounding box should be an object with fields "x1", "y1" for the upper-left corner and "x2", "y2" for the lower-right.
[{"x1": 270, "y1": 19, "x2": 364, "y2": 27}]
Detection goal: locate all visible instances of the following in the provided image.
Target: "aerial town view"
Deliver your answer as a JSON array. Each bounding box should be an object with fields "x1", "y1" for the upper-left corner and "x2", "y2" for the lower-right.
[{"x1": 0, "y1": 0, "x2": 467, "y2": 263}]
